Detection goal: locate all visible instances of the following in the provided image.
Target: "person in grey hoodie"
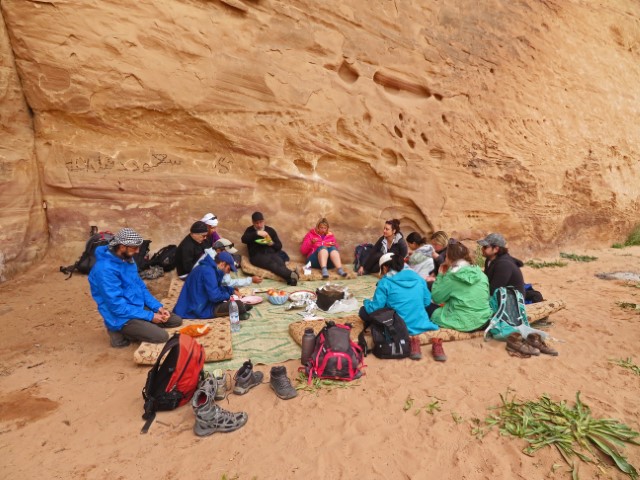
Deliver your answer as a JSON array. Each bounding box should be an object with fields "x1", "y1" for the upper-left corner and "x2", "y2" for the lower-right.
[{"x1": 358, "y1": 218, "x2": 408, "y2": 275}]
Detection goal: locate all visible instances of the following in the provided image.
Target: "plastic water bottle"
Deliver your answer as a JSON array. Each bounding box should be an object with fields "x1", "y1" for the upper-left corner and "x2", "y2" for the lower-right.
[{"x1": 229, "y1": 299, "x2": 240, "y2": 333}]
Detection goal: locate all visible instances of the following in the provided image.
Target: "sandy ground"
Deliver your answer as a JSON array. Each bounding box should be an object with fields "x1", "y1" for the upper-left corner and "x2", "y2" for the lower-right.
[{"x1": 1, "y1": 247, "x2": 639, "y2": 480}]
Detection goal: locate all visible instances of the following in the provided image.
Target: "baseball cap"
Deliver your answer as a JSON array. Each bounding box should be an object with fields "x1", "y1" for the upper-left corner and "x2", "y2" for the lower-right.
[
  {"x1": 200, "y1": 213, "x2": 218, "y2": 227},
  {"x1": 213, "y1": 238, "x2": 238, "y2": 254},
  {"x1": 215, "y1": 251, "x2": 237, "y2": 272},
  {"x1": 477, "y1": 233, "x2": 506, "y2": 248},
  {"x1": 379, "y1": 252, "x2": 395, "y2": 267}
]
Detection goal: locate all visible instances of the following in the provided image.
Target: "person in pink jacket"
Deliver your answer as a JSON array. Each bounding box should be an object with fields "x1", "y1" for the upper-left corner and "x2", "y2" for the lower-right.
[{"x1": 300, "y1": 218, "x2": 347, "y2": 278}]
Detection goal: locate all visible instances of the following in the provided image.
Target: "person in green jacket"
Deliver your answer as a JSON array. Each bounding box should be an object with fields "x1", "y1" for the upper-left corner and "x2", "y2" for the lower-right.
[{"x1": 430, "y1": 240, "x2": 492, "y2": 332}]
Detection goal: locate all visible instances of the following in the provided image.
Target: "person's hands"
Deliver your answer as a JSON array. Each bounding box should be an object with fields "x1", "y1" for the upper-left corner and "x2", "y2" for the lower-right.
[
  {"x1": 426, "y1": 274, "x2": 436, "y2": 283},
  {"x1": 234, "y1": 288, "x2": 241, "y2": 296},
  {"x1": 311, "y1": 238, "x2": 318, "y2": 243},
  {"x1": 431, "y1": 251, "x2": 440, "y2": 259},
  {"x1": 257, "y1": 230, "x2": 268, "y2": 238},
  {"x1": 158, "y1": 307, "x2": 171, "y2": 320},
  {"x1": 152, "y1": 312, "x2": 167, "y2": 324},
  {"x1": 252, "y1": 276, "x2": 263, "y2": 284},
  {"x1": 357, "y1": 266, "x2": 364, "y2": 276}
]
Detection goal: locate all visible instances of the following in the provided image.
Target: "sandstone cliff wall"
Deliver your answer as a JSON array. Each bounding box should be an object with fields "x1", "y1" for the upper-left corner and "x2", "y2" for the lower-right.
[{"x1": 1, "y1": 0, "x2": 639, "y2": 279}]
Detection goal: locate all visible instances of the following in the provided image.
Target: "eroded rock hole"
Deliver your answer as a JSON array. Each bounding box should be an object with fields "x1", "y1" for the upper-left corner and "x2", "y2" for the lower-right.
[{"x1": 394, "y1": 126, "x2": 403, "y2": 138}]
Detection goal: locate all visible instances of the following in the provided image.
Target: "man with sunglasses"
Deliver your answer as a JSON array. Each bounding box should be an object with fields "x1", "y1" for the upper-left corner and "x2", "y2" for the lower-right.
[
  {"x1": 477, "y1": 233, "x2": 525, "y2": 296},
  {"x1": 89, "y1": 228, "x2": 182, "y2": 348},
  {"x1": 175, "y1": 221, "x2": 209, "y2": 278}
]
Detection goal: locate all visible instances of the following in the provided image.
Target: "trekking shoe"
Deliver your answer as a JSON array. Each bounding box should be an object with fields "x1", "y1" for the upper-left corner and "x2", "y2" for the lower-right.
[
  {"x1": 108, "y1": 331, "x2": 131, "y2": 348},
  {"x1": 321, "y1": 267, "x2": 329, "y2": 279},
  {"x1": 192, "y1": 371, "x2": 217, "y2": 412},
  {"x1": 409, "y1": 337, "x2": 422, "y2": 360},
  {"x1": 337, "y1": 268, "x2": 347, "y2": 277},
  {"x1": 212, "y1": 369, "x2": 229, "y2": 401},
  {"x1": 431, "y1": 338, "x2": 447, "y2": 362},
  {"x1": 233, "y1": 360, "x2": 264, "y2": 395},
  {"x1": 506, "y1": 333, "x2": 540, "y2": 357},
  {"x1": 288, "y1": 270, "x2": 299, "y2": 287},
  {"x1": 269, "y1": 366, "x2": 298, "y2": 400},
  {"x1": 193, "y1": 403, "x2": 248, "y2": 437},
  {"x1": 239, "y1": 312, "x2": 251, "y2": 321},
  {"x1": 525, "y1": 333, "x2": 558, "y2": 356}
]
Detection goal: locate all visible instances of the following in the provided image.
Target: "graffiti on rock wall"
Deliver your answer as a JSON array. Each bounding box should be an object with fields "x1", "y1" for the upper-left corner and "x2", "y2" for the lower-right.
[{"x1": 64, "y1": 152, "x2": 233, "y2": 174}]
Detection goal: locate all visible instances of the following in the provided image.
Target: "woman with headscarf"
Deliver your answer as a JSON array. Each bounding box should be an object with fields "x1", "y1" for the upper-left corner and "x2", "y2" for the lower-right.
[{"x1": 300, "y1": 218, "x2": 347, "y2": 278}]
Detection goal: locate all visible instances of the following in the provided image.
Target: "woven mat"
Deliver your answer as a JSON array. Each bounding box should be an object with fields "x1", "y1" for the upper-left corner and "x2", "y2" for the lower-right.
[
  {"x1": 289, "y1": 299, "x2": 566, "y2": 346},
  {"x1": 133, "y1": 318, "x2": 232, "y2": 365},
  {"x1": 133, "y1": 276, "x2": 233, "y2": 365},
  {"x1": 240, "y1": 256, "x2": 357, "y2": 281}
]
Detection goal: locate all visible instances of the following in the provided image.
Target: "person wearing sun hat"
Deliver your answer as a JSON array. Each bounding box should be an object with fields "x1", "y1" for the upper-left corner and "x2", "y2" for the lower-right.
[
  {"x1": 477, "y1": 232, "x2": 525, "y2": 296},
  {"x1": 88, "y1": 227, "x2": 182, "y2": 348},
  {"x1": 200, "y1": 212, "x2": 220, "y2": 247},
  {"x1": 175, "y1": 221, "x2": 210, "y2": 278}
]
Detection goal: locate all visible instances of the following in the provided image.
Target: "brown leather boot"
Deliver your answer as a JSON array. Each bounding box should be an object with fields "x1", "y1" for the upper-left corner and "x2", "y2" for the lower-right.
[
  {"x1": 409, "y1": 337, "x2": 422, "y2": 360},
  {"x1": 525, "y1": 333, "x2": 558, "y2": 356},
  {"x1": 506, "y1": 333, "x2": 540, "y2": 357}
]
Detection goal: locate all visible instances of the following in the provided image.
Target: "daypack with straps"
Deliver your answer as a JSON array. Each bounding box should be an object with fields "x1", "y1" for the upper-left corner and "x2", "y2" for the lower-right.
[
  {"x1": 303, "y1": 322, "x2": 364, "y2": 382},
  {"x1": 484, "y1": 286, "x2": 546, "y2": 340},
  {"x1": 60, "y1": 231, "x2": 115, "y2": 279},
  {"x1": 148, "y1": 245, "x2": 178, "y2": 272},
  {"x1": 141, "y1": 333, "x2": 205, "y2": 433},
  {"x1": 359, "y1": 307, "x2": 411, "y2": 359},
  {"x1": 353, "y1": 243, "x2": 374, "y2": 271}
]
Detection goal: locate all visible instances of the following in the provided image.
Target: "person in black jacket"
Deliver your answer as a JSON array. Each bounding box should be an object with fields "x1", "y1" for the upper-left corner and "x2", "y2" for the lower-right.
[
  {"x1": 241, "y1": 212, "x2": 299, "y2": 286},
  {"x1": 477, "y1": 232, "x2": 525, "y2": 296},
  {"x1": 358, "y1": 218, "x2": 408, "y2": 275},
  {"x1": 175, "y1": 221, "x2": 209, "y2": 278}
]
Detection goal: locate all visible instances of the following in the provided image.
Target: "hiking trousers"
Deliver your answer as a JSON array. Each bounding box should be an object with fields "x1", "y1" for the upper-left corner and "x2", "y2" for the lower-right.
[
  {"x1": 250, "y1": 252, "x2": 293, "y2": 281},
  {"x1": 108, "y1": 313, "x2": 183, "y2": 346}
]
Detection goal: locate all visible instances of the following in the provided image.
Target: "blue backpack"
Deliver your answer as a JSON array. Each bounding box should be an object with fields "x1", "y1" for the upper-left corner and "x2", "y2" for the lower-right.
[{"x1": 484, "y1": 286, "x2": 538, "y2": 340}]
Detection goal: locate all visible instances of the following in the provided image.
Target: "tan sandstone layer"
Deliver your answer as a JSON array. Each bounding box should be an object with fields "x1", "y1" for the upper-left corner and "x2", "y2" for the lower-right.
[{"x1": 0, "y1": 0, "x2": 639, "y2": 279}]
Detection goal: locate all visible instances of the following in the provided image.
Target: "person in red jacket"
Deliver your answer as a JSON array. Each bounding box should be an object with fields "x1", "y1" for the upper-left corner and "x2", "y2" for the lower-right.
[{"x1": 300, "y1": 218, "x2": 347, "y2": 278}]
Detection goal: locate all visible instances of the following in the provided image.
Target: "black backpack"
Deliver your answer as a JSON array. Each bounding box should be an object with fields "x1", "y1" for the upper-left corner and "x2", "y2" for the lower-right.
[
  {"x1": 353, "y1": 243, "x2": 374, "y2": 271},
  {"x1": 60, "y1": 231, "x2": 115, "y2": 279},
  {"x1": 359, "y1": 308, "x2": 411, "y2": 359},
  {"x1": 148, "y1": 245, "x2": 178, "y2": 272},
  {"x1": 133, "y1": 240, "x2": 152, "y2": 272}
]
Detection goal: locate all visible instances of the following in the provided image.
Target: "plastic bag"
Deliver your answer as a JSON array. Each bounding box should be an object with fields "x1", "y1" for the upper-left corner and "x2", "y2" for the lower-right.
[{"x1": 326, "y1": 297, "x2": 359, "y2": 314}]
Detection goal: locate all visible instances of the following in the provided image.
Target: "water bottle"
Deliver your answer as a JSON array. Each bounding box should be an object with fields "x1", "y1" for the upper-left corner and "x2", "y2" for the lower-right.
[
  {"x1": 229, "y1": 299, "x2": 240, "y2": 333},
  {"x1": 301, "y1": 328, "x2": 316, "y2": 365}
]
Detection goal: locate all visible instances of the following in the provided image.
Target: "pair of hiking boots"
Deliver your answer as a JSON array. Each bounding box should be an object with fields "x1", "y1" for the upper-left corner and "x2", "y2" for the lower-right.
[
  {"x1": 409, "y1": 337, "x2": 447, "y2": 362},
  {"x1": 506, "y1": 332, "x2": 558, "y2": 358},
  {"x1": 192, "y1": 371, "x2": 248, "y2": 437},
  {"x1": 232, "y1": 360, "x2": 298, "y2": 400}
]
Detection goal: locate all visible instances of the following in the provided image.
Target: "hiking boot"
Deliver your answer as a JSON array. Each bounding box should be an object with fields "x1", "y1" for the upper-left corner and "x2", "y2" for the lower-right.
[
  {"x1": 212, "y1": 369, "x2": 228, "y2": 401},
  {"x1": 269, "y1": 366, "x2": 298, "y2": 400},
  {"x1": 108, "y1": 331, "x2": 131, "y2": 348},
  {"x1": 506, "y1": 333, "x2": 540, "y2": 357},
  {"x1": 288, "y1": 270, "x2": 299, "y2": 287},
  {"x1": 525, "y1": 333, "x2": 558, "y2": 356},
  {"x1": 194, "y1": 404, "x2": 248, "y2": 437},
  {"x1": 409, "y1": 337, "x2": 422, "y2": 360},
  {"x1": 233, "y1": 360, "x2": 264, "y2": 395},
  {"x1": 431, "y1": 338, "x2": 447, "y2": 362}
]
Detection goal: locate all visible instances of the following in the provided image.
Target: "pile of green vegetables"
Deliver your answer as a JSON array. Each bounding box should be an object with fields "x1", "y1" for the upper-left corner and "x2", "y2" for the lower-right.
[{"x1": 482, "y1": 391, "x2": 639, "y2": 479}]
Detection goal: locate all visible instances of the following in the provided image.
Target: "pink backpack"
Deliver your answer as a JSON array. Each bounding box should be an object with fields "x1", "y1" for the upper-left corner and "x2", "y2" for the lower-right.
[{"x1": 303, "y1": 322, "x2": 364, "y2": 383}]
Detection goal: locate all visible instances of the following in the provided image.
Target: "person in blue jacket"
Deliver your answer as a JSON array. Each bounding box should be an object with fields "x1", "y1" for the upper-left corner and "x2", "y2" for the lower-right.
[
  {"x1": 89, "y1": 228, "x2": 182, "y2": 348},
  {"x1": 360, "y1": 252, "x2": 438, "y2": 335},
  {"x1": 173, "y1": 251, "x2": 250, "y2": 320}
]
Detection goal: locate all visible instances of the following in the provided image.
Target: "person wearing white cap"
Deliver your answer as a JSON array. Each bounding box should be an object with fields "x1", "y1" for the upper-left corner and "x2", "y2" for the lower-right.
[
  {"x1": 88, "y1": 228, "x2": 182, "y2": 348},
  {"x1": 359, "y1": 252, "x2": 438, "y2": 359},
  {"x1": 200, "y1": 213, "x2": 220, "y2": 247}
]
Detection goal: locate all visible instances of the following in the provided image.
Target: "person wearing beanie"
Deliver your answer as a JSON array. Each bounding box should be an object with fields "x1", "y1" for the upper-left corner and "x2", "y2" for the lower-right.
[
  {"x1": 175, "y1": 221, "x2": 210, "y2": 278},
  {"x1": 241, "y1": 211, "x2": 299, "y2": 286},
  {"x1": 88, "y1": 227, "x2": 183, "y2": 348}
]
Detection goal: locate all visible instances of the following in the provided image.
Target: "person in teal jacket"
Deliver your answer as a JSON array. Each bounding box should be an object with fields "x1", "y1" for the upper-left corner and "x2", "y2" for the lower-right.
[
  {"x1": 430, "y1": 240, "x2": 492, "y2": 332},
  {"x1": 89, "y1": 228, "x2": 182, "y2": 348},
  {"x1": 360, "y1": 253, "x2": 439, "y2": 336}
]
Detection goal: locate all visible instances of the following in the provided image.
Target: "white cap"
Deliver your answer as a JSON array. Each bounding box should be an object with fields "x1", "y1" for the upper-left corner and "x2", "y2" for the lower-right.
[
  {"x1": 200, "y1": 213, "x2": 218, "y2": 227},
  {"x1": 379, "y1": 252, "x2": 395, "y2": 268}
]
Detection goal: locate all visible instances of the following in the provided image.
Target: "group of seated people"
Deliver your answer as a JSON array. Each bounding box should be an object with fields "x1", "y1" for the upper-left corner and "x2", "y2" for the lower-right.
[{"x1": 89, "y1": 212, "x2": 526, "y2": 354}]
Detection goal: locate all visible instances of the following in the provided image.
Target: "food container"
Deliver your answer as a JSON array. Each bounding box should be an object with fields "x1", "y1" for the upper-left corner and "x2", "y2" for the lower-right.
[{"x1": 267, "y1": 293, "x2": 289, "y2": 305}]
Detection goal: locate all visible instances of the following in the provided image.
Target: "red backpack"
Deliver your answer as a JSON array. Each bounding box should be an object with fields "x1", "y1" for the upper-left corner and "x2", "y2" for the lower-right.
[
  {"x1": 141, "y1": 333, "x2": 205, "y2": 433},
  {"x1": 303, "y1": 322, "x2": 364, "y2": 383}
]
